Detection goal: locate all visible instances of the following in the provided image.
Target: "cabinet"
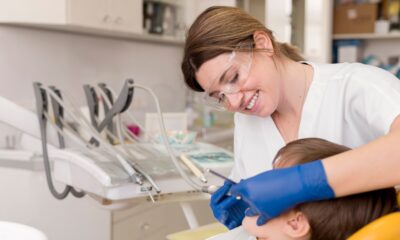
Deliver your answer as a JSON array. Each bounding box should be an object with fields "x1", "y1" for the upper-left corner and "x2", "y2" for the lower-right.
[
  {"x1": 0, "y1": 0, "x2": 243, "y2": 45},
  {"x1": 0, "y1": 0, "x2": 143, "y2": 34},
  {"x1": 68, "y1": 0, "x2": 108, "y2": 29},
  {"x1": 0, "y1": 0, "x2": 242, "y2": 45},
  {"x1": 331, "y1": 3, "x2": 400, "y2": 66},
  {"x1": 107, "y1": 0, "x2": 143, "y2": 33}
]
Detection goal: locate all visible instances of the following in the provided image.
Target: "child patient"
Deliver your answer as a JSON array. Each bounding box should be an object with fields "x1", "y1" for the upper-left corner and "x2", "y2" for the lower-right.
[{"x1": 242, "y1": 138, "x2": 398, "y2": 240}]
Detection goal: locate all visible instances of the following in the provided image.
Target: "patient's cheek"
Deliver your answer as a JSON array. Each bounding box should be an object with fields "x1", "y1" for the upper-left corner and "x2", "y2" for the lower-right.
[{"x1": 242, "y1": 216, "x2": 269, "y2": 237}]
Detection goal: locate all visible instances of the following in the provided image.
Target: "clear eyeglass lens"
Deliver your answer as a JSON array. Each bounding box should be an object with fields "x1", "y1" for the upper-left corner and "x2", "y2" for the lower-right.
[
  {"x1": 202, "y1": 93, "x2": 227, "y2": 111},
  {"x1": 202, "y1": 48, "x2": 252, "y2": 110}
]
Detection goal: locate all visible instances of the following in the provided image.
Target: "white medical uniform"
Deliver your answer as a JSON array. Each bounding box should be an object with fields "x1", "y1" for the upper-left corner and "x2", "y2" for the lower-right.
[{"x1": 230, "y1": 62, "x2": 400, "y2": 181}]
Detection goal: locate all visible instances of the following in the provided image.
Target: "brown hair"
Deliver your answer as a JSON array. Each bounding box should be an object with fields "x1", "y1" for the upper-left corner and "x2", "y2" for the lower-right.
[
  {"x1": 181, "y1": 6, "x2": 304, "y2": 92},
  {"x1": 274, "y1": 138, "x2": 398, "y2": 240}
]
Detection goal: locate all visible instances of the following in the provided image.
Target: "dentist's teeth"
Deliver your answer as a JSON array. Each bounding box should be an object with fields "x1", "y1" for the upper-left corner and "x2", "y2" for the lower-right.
[{"x1": 246, "y1": 92, "x2": 259, "y2": 110}]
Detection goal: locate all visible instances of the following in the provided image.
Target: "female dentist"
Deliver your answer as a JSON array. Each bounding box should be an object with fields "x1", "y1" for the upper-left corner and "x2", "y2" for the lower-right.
[{"x1": 181, "y1": 6, "x2": 400, "y2": 229}]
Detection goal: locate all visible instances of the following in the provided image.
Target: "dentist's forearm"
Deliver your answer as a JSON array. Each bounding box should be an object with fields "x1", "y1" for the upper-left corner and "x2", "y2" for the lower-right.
[{"x1": 323, "y1": 117, "x2": 400, "y2": 197}]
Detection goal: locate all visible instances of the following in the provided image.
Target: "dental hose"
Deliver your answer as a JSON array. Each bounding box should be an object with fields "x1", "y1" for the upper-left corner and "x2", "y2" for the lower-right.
[
  {"x1": 44, "y1": 83, "x2": 216, "y2": 195},
  {"x1": 95, "y1": 85, "x2": 160, "y2": 192},
  {"x1": 131, "y1": 84, "x2": 211, "y2": 192},
  {"x1": 36, "y1": 87, "x2": 85, "y2": 199},
  {"x1": 42, "y1": 86, "x2": 146, "y2": 186},
  {"x1": 104, "y1": 84, "x2": 209, "y2": 193}
]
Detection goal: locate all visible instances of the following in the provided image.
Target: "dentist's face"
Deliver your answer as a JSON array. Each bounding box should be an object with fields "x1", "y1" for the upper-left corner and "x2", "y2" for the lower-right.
[{"x1": 196, "y1": 50, "x2": 282, "y2": 117}]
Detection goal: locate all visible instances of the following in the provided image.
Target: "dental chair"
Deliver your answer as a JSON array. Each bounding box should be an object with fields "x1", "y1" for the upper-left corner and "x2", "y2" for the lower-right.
[
  {"x1": 348, "y1": 191, "x2": 400, "y2": 240},
  {"x1": 349, "y1": 212, "x2": 400, "y2": 240}
]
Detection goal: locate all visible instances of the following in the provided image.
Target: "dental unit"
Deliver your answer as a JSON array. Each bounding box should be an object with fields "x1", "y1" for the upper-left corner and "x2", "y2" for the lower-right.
[{"x1": 0, "y1": 79, "x2": 233, "y2": 212}]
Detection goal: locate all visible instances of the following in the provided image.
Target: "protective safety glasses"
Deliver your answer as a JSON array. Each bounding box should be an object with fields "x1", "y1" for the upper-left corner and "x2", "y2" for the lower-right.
[{"x1": 202, "y1": 44, "x2": 253, "y2": 111}]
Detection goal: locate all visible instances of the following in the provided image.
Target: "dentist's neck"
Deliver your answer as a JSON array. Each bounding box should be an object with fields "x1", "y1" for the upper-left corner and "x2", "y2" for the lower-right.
[{"x1": 274, "y1": 58, "x2": 312, "y2": 119}]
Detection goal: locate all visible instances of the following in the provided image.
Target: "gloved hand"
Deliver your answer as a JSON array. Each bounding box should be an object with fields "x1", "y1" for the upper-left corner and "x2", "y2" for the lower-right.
[
  {"x1": 210, "y1": 181, "x2": 249, "y2": 229},
  {"x1": 230, "y1": 160, "x2": 335, "y2": 225}
]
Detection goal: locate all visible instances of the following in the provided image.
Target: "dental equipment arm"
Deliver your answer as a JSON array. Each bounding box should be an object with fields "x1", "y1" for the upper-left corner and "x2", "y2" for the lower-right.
[
  {"x1": 97, "y1": 83, "x2": 146, "y2": 145},
  {"x1": 95, "y1": 80, "x2": 210, "y2": 192},
  {"x1": 41, "y1": 84, "x2": 151, "y2": 188},
  {"x1": 34, "y1": 83, "x2": 85, "y2": 199},
  {"x1": 84, "y1": 84, "x2": 116, "y2": 143},
  {"x1": 96, "y1": 82, "x2": 175, "y2": 168},
  {"x1": 49, "y1": 86, "x2": 66, "y2": 148},
  {"x1": 97, "y1": 83, "x2": 115, "y2": 135},
  {"x1": 92, "y1": 80, "x2": 212, "y2": 193},
  {"x1": 49, "y1": 86, "x2": 86, "y2": 197},
  {"x1": 0, "y1": 80, "x2": 229, "y2": 204},
  {"x1": 83, "y1": 85, "x2": 100, "y2": 130},
  {"x1": 98, "y1": 83, "x2": 148, "y2": 144},
  {"x1": 129, "y1": 82, "x2": 207, "y2": 192},
  {"x1": 92, "y1": 79, "x2": 134, "y2": 138},
  {"x1": 84, "y1": 84, "x2": 139, "y2": 146},
  {"x1": 83, "y1": 80, "x2": 160, "y2": 192},
  {"x1": 37, "y1": 83, "x2": 156, "y2": 199}
]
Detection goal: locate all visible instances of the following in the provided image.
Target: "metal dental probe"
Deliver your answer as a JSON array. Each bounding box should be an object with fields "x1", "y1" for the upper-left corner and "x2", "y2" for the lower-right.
[{"x1": 205, "y1": 168, "x2": 242, "y2": 200}]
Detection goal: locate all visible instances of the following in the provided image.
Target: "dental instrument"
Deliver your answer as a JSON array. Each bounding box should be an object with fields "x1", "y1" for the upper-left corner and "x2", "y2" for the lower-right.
[
  {"x1": 205, "y1": 168, "x2": 237, "y2": 185},
  {"x1": 206, "y1": 168, "x2": 241, "y2": 200},
  {"x1": 83, "y1": 81, "x2": 163, "y2": 193},
  {"x1": 179, "y1": 154, "x2": 208, "y2": 183},
  {"x1": 92, "y1": 80, "x2": 210, "y2": 192}
]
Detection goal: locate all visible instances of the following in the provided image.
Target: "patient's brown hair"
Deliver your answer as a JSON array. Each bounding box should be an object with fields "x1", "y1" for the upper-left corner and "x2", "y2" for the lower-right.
[{"x1": 274, "y1": 138, "x2": 398, "y2": 240}]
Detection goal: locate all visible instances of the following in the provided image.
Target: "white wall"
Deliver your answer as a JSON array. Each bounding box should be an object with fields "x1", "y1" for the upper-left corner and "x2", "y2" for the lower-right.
[
  {"x1": 265, "y1": 0, "x2": 292, "y2": 43},
  {"x1": 182, "y1": 0, "x2": 236, "y2": 27}
]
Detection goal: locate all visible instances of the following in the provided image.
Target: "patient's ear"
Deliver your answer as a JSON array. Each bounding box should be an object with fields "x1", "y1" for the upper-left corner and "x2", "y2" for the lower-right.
[{"x1": 283, "y1": 211, "x2": 310, "y2": 239}]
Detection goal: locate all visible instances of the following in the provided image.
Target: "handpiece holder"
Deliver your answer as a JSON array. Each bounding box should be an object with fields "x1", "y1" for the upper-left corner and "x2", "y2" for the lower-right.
[
  {"x1": 98, "y1": 81, "x2": 210, "y2": 193},
  {"x1": 84, "y1": 79, "x2": 162, "y2": 194},
  {"x1": 33, "y1": 82, "x2": 85, "y2": 200},
  {"x1": 49, "y1": 86, "x2": 65, "y2": 149},
  {"x1": 83, "y1": 85, "x2": 99, "y2": 129},
  {"x1": 96, "y1": 79, "x2": 134, "y2": 133},
  {"x1": 98, "y1": 82, "x2": 115, "y2": 136},
  {"x1": 34, "y1": 81, "x2": 148, "y2": 199}
]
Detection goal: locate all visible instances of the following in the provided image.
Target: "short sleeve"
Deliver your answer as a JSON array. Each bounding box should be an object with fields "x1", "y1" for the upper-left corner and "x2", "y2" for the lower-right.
[{"x1": 346, "y1": 65, "x2": 400, "y2": 136}]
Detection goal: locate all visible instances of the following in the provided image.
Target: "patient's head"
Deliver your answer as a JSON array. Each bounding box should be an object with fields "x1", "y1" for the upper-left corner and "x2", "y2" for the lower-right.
[{"x1": 242, "y1": 138, "x2": 398, "y2": 240}]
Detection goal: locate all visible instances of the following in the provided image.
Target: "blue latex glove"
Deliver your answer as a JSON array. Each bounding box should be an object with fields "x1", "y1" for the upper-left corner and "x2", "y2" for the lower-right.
[
  {"x1": 230, "y1": 160, "x2": 335, "y2": 225},
  {"x1": 210, "y1": 181, "x2": 249, "y2": 229}
]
